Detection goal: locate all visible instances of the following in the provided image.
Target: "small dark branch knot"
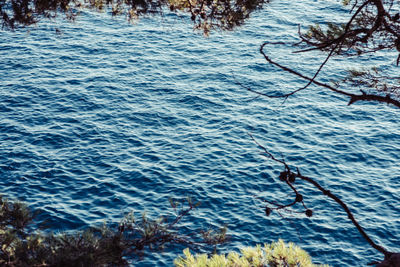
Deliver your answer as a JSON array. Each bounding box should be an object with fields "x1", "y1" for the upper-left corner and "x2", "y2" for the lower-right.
[
  {"x1": 265, "y1": 207, "x2": 271, "y2": 216},
  {"x1": 279, "y1": 171, "x2": 288, "y2": 181},
  {"x1": 295, "y1": 194, "x2": 303, "y2": 203},
  {"x1": 305, "y1": 209, "x2": 313, "y2": 217},
  {"x1": 288, "y1": 173, "x2": 296, "y2": 183}
]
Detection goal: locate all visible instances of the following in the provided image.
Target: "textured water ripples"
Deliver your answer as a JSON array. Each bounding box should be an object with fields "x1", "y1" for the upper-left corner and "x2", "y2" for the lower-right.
[{"x1": 1, "y1": 1, "x2": 400, "y2": 266}]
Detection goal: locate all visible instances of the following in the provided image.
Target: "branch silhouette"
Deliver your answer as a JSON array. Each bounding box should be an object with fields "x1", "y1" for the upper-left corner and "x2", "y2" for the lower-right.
[
  {"x1": 257, "y1": 42, "x2": 400, "y2": 109},
  {"x1": 250, "y1": 134, "x2": 400, "y2": 266}
]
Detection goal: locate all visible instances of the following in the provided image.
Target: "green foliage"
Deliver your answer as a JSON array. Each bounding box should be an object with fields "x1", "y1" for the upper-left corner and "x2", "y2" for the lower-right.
[
  {"x1": 303, "y1": 22, "x2": 360, "y2": 54},
  {"x1": 342, "y1": 0, "x2": 351, "y2": 6},
  {"x1": 306, "y1": 23, "x2": 345, "y2": 42},
  {"x1": 0, "y1": 196, "x2": 327, "y2": 266},
  {"x1": 168, "y1": 0, "x2": 267, "y2": 35},
  {"x1": 0, "y1": 0, "x2": 267, "y2": 34},
  {"x1": 201, "y1": 225, "x2": 228, "y2": 246},
  {"x1": 0, "y1": 193, "x2": 126, "y2": 266},
  {"x1": 174, "y1": 239, "x2": 329, "y2": 267},
  {"x1": 0, "y1": 196, "x2": 227, "y2": 266},
  {"x1": 300, "y1": 0, "x2": 399, "y2": 56},
  {"x1": 336, "y1": 68, "x2": 400, "y2": 97}
]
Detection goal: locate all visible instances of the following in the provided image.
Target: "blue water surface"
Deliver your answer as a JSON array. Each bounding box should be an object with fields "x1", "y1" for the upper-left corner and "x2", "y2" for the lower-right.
[{"x1": 1, "y1": 0, "x2": 399, "y2": 265}]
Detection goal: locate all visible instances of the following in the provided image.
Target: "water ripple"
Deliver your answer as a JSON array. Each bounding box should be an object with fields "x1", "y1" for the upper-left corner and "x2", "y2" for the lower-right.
[{"x1": 1, "y1": 1, "x2": 399, "y2": 266}]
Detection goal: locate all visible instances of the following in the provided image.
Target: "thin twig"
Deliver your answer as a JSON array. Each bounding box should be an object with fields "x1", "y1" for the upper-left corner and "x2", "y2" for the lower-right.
[{"x1": 258, "y1": 42, "x2": 400, "y2": 108}]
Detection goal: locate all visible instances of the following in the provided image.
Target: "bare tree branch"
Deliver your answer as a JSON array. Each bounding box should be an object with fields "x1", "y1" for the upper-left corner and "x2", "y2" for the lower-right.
[
  {"x1": 257, "y1": 42, "x2": 400, "y2": 108},
  {"x1": 250, "y1": 135, "x2": 400, "y2": 265}
]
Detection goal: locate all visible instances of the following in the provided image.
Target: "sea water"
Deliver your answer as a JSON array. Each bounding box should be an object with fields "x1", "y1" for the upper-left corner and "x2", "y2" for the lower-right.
[{"x1": 0, "y1": 0, "x2": 399, "y2": 265}]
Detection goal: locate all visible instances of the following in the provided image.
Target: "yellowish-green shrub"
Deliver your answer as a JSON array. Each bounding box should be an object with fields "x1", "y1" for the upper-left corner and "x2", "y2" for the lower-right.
[{"x1": 174, "y1": 239, "x2": 329, "y2": 267}]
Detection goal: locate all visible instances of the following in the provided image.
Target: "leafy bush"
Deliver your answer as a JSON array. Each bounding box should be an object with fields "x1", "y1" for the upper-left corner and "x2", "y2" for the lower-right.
[
  {"x1": 0, "y1": 196, "x2": 227, "y2": 266},
  {"x1": 0, "y1": 195, "x2": 326, "y2": 266},
  {"x1": 174, "y1": 239, "x2": 329, "y2": 267}
]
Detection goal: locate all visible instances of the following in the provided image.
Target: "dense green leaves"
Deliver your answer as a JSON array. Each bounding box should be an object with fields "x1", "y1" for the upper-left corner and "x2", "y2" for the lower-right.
[
  {"x1": 0, "y1": 0, "x2": 268, "y2": 33},
  {"x1": 174, "y1": 240, "x2": 329, "y2": 267},
  {"x1": 0, "y1": 196, "x2": 227, "y2": 266}
]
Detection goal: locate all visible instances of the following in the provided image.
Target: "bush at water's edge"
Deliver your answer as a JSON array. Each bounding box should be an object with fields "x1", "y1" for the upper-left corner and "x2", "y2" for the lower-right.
[
  {"x1": 174, "y1": 240, "x2": 329, "y2": 267},
  {"x1": 0, "y1": 195, "x2": 327, "y2": 266}
]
